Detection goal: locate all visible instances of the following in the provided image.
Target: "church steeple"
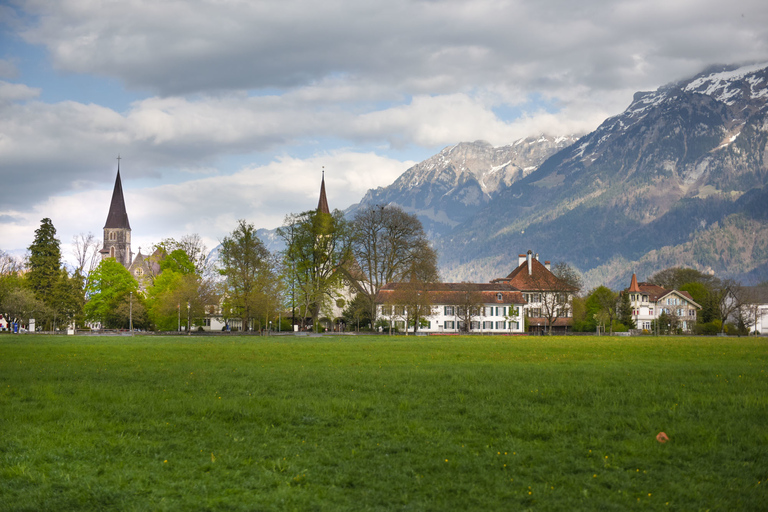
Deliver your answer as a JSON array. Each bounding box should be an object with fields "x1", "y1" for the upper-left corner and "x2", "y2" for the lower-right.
[
  {"x1": 317, "y1": 167, "x2": 330, "y2": 214},
  {"x1": 104, "y1": 158, "x2": 131, "y2": 230},
  {"x1": 100, "y1": 157, "x2": 132, "y2": 268}
]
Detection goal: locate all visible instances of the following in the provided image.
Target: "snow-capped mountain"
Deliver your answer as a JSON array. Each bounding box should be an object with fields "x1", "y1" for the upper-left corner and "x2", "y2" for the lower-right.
[
  {"x1": 432, "y1": 61, "x2": 768, "y2": 287},
  {"x1": 347, "y1": 135, "x2": 578, "y2": 236}
]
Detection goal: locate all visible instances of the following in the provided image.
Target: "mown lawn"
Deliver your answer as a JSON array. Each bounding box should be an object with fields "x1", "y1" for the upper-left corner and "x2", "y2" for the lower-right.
[{"x1": 1, "y1": 334, "x2": 766, "y2": 511}]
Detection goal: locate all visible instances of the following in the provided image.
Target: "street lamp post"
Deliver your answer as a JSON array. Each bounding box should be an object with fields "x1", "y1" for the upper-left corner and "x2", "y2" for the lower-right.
[
  {"x1": 178, "y1": 304, "x2": 181, "y2": 332},
  {"x1": 187, "y1": 302, "x2": 191, "y2": 335},
  {"x1": 129, "y1": 291, "x2": 133, "y2": 335}
]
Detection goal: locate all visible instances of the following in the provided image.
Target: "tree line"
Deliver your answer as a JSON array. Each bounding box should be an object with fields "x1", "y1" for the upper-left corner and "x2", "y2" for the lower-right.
[
  {"x1": 0, "y1": 203, "x2": 439, "y2": 333},
  {"x1": 4, "y1": 214, "x2": 763, "y2": 334}
]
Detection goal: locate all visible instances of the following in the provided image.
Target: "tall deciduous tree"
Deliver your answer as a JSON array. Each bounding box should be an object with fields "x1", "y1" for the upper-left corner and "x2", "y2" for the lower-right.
[
  {"x1": 72, "y1": 232, "x2": 101, "y2": 292},
  {"x1": 155, "y1": 234, "x2": 211, "y2": 277},
  {"x1": 146, "y1": 249, "x2": 216, "y2": 331},
  {"x1": 85, "y1": 258, "x2": 138, "y2": 328},
  {"x1": 27, "y1": 218, "x2": 61, "y2": 303},
  {"x1": 529, "y1": 262, "x2": 582, "y2": 335},
  {"x1": 219, "y1": 220, "x2": 280, "y2": 331},
  {"x1": 277, "y1": 209, "x2": 350, "y2": 330},
  {"x1": 455, "y1": 284, "x2": 485, "y2": 333},
  {"x1": 347, "y1": 205, "x2": 439, "y2": 324}
]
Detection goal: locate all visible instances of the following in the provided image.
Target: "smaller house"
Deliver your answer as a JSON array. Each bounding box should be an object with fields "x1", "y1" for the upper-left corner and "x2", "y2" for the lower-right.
[
  {"x1": 736, "y1": 285, "x2": 768, "y2": 335},
  {"x1": 624, "y1": 274, "x2": 702, "y2": 333},
  {"x1": 376, "y1": 283, "x2": 526, "y2": 334}
]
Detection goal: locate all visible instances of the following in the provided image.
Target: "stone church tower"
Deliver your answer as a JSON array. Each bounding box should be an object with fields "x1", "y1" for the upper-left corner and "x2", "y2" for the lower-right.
[{"x1": 99, "y1": 162, "x2": 132, "y2": 268}]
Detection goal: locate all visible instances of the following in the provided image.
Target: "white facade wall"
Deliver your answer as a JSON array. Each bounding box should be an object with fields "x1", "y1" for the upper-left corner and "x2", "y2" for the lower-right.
[
  {"x1": 378, "y1": 303, "x2": 525, "y2": 334},
  {"x1": 629, "y1": 292, "x2": 698, "y2": 332}
]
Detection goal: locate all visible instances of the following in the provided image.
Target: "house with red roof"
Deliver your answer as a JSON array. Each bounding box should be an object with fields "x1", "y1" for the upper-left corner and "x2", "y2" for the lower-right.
[
  {"x1": 375, "y1": 282, "x2": 526, "y2": 334},
  {"x1": 491, "y1": 250, "x2": 579, "y2": 334},
  {"x1": 624, "y1": 273, "x2": 702, "y2": 333}
]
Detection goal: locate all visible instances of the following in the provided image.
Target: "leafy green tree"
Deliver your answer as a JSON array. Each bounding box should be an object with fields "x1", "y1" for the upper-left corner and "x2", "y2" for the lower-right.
[
  {"x1": 27, "y1": 218, "x2": 62, "y2": 303},
  {"x1": 219, "y1": 220, "x2": 281, "y2": 331},
  {"x1": 154, "y1": 234, "x2": 211, "y2": 277},
  {"x1": 2, "y1": 288, "x2": 45, "y2": 328},
  {"x1": 85, "y1": 258, "x2": 138, "y2": 328},
  {"x1": 160, "y1": 249, "x2": 196, "y2": 275},
  {"x1": 146, "y1": 269, "x2": 214, "y2": 331},
  {"x1": 648, "y1": 267, "x2": 716, "y2": 290},
  {"x1": 278, "y1": 210, "x2": 350, "y2": 330},
  {"x1": 341, "y1": 294, "x2": 373, "y2": 332}
]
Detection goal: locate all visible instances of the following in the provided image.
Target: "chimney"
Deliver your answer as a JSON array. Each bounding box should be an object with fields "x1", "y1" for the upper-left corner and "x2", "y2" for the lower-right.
[
  {"x1": 535, "y1": 253, "x2": 539, "y2": 261},
  {"x1": 518, "y1": 254, "x2": 526, "y2": 267},
  {"x1": 527, "y1": 250, "x2": 532, "y2": 275},
  {"x1": 544, "y1": 260, "x2": 550, "y2": 271}
]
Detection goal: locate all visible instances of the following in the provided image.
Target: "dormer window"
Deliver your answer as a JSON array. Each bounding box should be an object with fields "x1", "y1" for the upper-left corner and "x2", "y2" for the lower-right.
[{"x1": 497, "y1": 293, "x2": 503, "y2": 301}]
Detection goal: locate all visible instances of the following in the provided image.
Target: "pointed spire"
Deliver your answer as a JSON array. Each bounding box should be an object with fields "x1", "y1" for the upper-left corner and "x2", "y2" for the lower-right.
[
  {"x1": 317, "y1": 167, "x2": 330, "y2": 214},
  {"x1": 629, "y1": 273, "x2": 640, "y2": 292},
  {"x1": 104, "y1": 160, "x2": 131, "y2": 229}
]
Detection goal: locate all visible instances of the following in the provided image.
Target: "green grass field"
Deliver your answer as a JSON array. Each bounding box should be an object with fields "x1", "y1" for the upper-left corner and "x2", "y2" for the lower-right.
[{"x1": 1, "y1": 334, "x2": 766, "y2": 511}]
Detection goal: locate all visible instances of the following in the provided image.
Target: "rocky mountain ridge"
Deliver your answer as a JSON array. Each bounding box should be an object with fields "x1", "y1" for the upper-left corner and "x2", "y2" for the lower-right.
[
  {"x1": 347, "y1": 135, "x2": 578, "y2": 236},
  {"x1": 349, "y1": 62, "x2": 768, "y2": 288},
  {"x1": 437, "y1": 61, "x2": 768, "y2": 288}
]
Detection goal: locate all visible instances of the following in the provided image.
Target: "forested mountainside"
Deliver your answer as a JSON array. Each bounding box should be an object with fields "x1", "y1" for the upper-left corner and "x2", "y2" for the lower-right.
[{"x1": 361, "y1": 62, "x2": 768, "y2": 288}]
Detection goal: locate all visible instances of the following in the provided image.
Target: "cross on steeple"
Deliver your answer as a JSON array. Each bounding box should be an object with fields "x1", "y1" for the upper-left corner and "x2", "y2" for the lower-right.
[{"x1": 117, "y1": 154, "x2": 121, "y2": 170}]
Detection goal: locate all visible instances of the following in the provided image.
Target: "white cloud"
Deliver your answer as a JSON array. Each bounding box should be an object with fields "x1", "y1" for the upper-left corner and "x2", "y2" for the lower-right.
[
  {"x1": 2, "y1": 0, "x2": 768, "y2": 259},
  {"x1": 0, "y1": 81, "x2": 39, "y2": 102},
  {"x1": 0, "y1": 150, "x2": 411, "y2": 267}
]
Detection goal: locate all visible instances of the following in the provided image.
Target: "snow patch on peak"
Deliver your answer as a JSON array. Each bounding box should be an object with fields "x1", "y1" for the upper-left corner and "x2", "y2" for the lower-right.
[{"x1": 683, "y1": 62, "x2": 768, "y2": 105}]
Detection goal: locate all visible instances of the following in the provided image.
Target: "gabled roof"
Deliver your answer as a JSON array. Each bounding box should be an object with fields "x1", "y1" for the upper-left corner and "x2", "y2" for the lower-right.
[
  {"x1": 492, "y1": 257, "x2": 577, "y2": 292},
  {"x1": 317, "y1": 172, "x2": 330, "y2": 214},
  {"x1": 625, "y1": 278, "x2": 702, "y2": 308},
  {"x1": 656, "y1": 289, "x2": 701, "y2": 308},
  {"x1": 376, "y1": 282, "x2": 526, "y2": 305},
  {"x1": 104, "y1": 167, "x2": 131, "y2": 229}
]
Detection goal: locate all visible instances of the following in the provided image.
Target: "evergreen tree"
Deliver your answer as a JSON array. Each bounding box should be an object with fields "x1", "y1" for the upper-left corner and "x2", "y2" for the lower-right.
[
  {"x1": 618, "y1": 291, "x2": 635, "y2": 329},
  {"x1": 27, "y1": 218, "x2": 61, "y2": 303}
]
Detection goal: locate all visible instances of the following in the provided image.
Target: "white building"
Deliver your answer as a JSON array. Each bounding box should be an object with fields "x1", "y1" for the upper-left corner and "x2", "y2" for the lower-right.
[
  {"x1": 624, "y1": 274, "x2": 702, "y2": 333},
  {"x1": 376, "y1": 283, "x2": 526, "y2": 334},
  {"x1": 490, "y1": 251, "x2": 578, "y2": 333}
]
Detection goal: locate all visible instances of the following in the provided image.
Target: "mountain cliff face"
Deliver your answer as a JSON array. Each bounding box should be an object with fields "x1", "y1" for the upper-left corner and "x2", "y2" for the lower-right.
[
  {"x1": 399, "y1": 62, "x2": 768, "y2": 287},
  {"x1": 347, "y1": 135, "x2": 578, "y2": 236}
]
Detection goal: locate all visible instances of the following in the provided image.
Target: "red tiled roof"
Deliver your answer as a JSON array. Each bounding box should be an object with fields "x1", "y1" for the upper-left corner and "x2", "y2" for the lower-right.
[
  {"x1": 491, "y1": 257, "x2": 577, "y2": 292},
  {"x1": 376, "y1": 282, "x2": 526, "y2": 305},
  {"x1": 625, "y1": 279, "x2": 702, "y2": 308}
]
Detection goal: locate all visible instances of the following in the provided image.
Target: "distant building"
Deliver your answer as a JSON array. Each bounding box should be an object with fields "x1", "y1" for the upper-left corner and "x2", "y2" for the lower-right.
[
  {"x1": 99, "y1": 162, "x2": 132, "y2": 268},
  {"x1": 376, "y1": 282, "x2": 526, "y2": 334},
  {"x1": 491, "y1": 250, "x2": 577, "y2": 333},
  {"x1": 623, "y1": 274, "x2": 701, "y2": 333}
]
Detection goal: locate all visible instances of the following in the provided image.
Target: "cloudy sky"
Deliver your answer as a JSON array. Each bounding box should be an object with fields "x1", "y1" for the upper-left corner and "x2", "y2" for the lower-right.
[{"x1": 1, "y1": 0, "x2": 767, "y2": 266}]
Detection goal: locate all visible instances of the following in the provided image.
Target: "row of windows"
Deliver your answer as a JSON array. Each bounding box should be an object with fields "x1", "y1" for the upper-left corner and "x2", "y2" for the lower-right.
[
  {"x1": 381, "y1": 305, "x2": 522, "y2": 317},
  {"x1": 442, "y1": 321, "x2": 519, "y2": 330}
]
